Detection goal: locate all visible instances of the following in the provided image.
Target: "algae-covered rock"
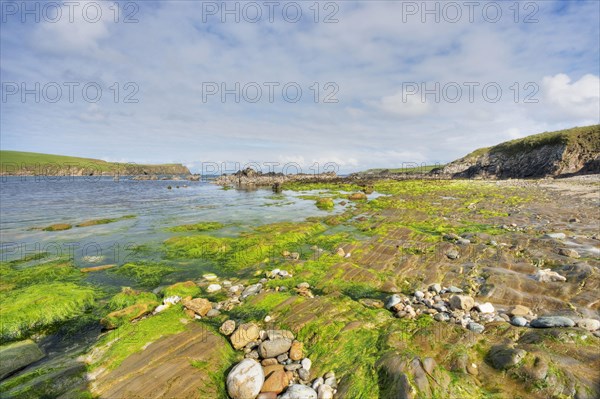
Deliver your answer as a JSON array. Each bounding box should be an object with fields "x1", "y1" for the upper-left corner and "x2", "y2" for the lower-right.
[
  {"x1": 42, "y1": 223, "x2": 72, "y2": 231},
  {"x1": 316, "y1": 198, "x2": 334, "y2": 210},
  {"x1": 101, "y1": 301, "x2": 158, "y2": 330},
  {"x1": 0, "y1": 339, "x2": 45, "y2": 380}
]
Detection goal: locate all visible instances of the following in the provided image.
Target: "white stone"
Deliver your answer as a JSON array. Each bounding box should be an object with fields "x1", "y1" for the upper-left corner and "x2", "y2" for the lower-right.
[
  {"x1": 476, "y1": 302, "x2": 495, "y2": 314},
  {"x1": 577, "y1": 318, "x2": 600, "y2": 331},
  {"x1": 318, "y1": 384, "x2": 334, "y2": 399},
  {"x1": 203, "y1": 273, "x2": 218, "y2": 281},
  {"x1": 163, "y1": 296, "x2": 181, "y2": 305},
  {"x1": 280, "y1": 384, "x2": 318, "y2": 399},
  {"x1": 226, "y1": 359, "x2": 264, "y2": 399},
  {"x1": 533, "y1": 269, "x2": 566, "y2": 283},
  {"x1": 207, "y1": 284, "x2": 222, "y2": 293},
  {"x1": 301, "y1": 358, "x2": 312, "y2": 371},
  {"x1": 153, "y1": 304, "x2": 169, "y2": 314}
]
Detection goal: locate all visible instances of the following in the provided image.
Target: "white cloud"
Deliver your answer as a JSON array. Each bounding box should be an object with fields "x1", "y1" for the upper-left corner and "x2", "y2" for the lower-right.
[
  {"x1": 542, "y1": 74, "x2": 600, "y2": 120},
  {"x1": 377, "y1": 91, "x2": 431, "y2": 117}
]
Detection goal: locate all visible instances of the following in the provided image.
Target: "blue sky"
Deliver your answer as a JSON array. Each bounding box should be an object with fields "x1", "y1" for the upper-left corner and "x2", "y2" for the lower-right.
[{"x1": 1, "y1": 0, "x2": 599, "y2": 173}]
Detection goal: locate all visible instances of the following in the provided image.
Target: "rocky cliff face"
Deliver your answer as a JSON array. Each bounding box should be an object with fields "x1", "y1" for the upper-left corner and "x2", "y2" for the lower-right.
[{"x1": 440, "y1": 125, "x2": 600, "y2": 179}]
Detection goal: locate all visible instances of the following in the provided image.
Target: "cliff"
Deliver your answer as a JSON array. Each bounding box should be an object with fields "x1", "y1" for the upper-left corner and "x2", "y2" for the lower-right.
[
  {"x1": 439, "y1": 125, "x2": 600, "y2": 178},
  {"x1": 0, "y1": 151, "x2": 191, "y2": 176}
]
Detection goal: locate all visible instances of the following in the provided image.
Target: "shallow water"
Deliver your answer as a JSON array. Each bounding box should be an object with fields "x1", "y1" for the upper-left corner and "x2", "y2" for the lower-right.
[{"x1": 0, "y1": 176, "x2": 353, "y2": 287}]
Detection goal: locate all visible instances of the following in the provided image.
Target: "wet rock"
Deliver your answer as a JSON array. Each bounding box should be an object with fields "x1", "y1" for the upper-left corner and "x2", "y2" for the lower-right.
[
  {"x1": 280, "y1": 384, "x2": 318, "y2": 399},
  {"x1": 0, "y1": 340, "x2": 45, "y2": 380},
  {"x1": 231, "y1": 323, "x2": 261, "y2": 350},
  {"x1": 258, "y1": 338, "x2": 292, "y2": 358},
  {"x1": 511, "y1": 316, "x2": 528, "y2": 327},
  {"x1": 530, "y1": 316, "x2": 575, "y2": 328},
  {"x1": 227, "y1": 359, "x2": 264, "y2": 399},
  {"x1": 488, "y1": 345, "x2": 527, "y2": 370},
  {"x1": 449, "y1": 295, "x2": 475, "y2": 311},
  {"x1": 182, "y1": 298, "x2": 212, "y2": 317},
  {"x1": 576, "y1": 318, "x2": 600, "y2": 331},
  {"x1": 558, "y1": 248, "x2": 580, "y2": 258}
]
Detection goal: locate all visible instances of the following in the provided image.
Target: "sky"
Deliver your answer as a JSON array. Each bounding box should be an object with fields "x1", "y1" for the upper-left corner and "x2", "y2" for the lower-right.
[{"x1": 1, "y1": 0, "x2": 599, "y2": 174}]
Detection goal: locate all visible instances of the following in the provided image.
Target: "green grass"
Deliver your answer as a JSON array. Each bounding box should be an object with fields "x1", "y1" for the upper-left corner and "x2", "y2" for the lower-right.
[
  {"x1": 0, "y1": 259, "x2": 83, "y2": 292},
  {"x1": 0, "y1": 283, "x2": 97, "y2": 343},
  {"x1": 0, "y1": 150, "x2": 189, "y2": 175},
  {"x1": 460, "y1": 125, "x2": 600, "y2": 160}
]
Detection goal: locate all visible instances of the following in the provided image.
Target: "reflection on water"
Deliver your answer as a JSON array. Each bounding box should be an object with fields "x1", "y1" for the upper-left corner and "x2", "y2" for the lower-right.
[{"x1": 0, "y1": 176, "x2": 348, "y2": 282}]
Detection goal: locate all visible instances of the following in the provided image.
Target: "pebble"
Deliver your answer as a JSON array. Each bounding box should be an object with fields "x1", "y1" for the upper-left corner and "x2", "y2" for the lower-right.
[
  {"x1": 434, "y1": 312, "x2": 450, "y2": 322},
  {"x1": 467, "y1": 322, "x2": 485, "y2": 333},
  {"x1": 476, "y1": 302, "x2": 495, "y2": 314},
  {"x1": 576, "y1": 318, "x2": 600, "y2": 331},
  {"x1": 284, "y1": 363, "x2": 302, "y2": 371},
  {"x1": 258, "y1": 338, "x2": 292, "y2": 358},
  {"x1": 385, "y1": 294, "x2": 402, "y2": 310},
  {"x1": 203, "y1": 273, "x2": 218, "y2": 281},
  {"x1": 428, "y1": 283, "x2": 442, "y2": 293},
  {"x1": 206, "y1": 284, "x2": 222, "y2": 293},
  {"x1": 301, "y1": 358, "x2": 312, "y2": 371},
  {"x1": 324, "y1": 376, "x2": 337, "y2": 388},
  {"x1": 558, "y1": 248, "x2": 580, "y2": 258},
  {"x1": 450, "y1": 295, "x2": 475, "y2": 311},
  {"x1": 447, "y1": 286, "x2": 463, "y2": 293},
  {"x1": 414, "y1": 291, "x2": 424, "y2": 300},
  {"x1": 312, "y1": 377, "x2": 324, "y2": 390},
  {"x1": 446, "y1": 249, "x2": 460, "y2": 259},
  {"x1": 279, "y1": 384, "x2": 318, "y2": 399},
  {"x1": 298, "y1": 368, "x2": 310, "y2": 381},
  {"x1": 241, "y1": 283, "x2": 263, "y2": 298},
  {"x1": 276, "y1": 353, "x2": 288, "y2": 363},
  {"x1": 530, "y1": 316, "x2": 575, "y2": 328},
  {"x1": 206, "y1": 309, "x2": 221, "y2": 317},
  {"x1": 533, "y1": 269, "x2": 566, "y2": 283},
  {"x1": 317, "y1": 384, "x2": 334, "y2": 399},
  {"x1": 543, "y1": 232, "x2": 566, "y2": 239},
  {"x1": 511, "y1": 316, "x2": 528, "y2": 327}
]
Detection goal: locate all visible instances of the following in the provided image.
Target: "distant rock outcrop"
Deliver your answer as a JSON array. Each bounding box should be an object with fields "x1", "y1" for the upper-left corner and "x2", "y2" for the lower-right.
[{"x1": 438, "y1": 125, "x2": 600, "y2": 179}]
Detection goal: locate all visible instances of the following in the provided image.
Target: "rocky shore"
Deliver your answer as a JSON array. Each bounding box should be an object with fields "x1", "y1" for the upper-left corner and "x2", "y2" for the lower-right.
[{"x1": 1, "y1": 175, "x2": 599, "y2": 399}]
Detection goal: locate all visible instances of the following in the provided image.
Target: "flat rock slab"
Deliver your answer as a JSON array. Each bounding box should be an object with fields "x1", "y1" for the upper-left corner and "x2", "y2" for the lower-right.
[
  {"x1": 92, "y1": 323, "x2": 228, "y2": 399},
  {"x1": 0, "y1": 339, "x2": 45, "y2": 380}
]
